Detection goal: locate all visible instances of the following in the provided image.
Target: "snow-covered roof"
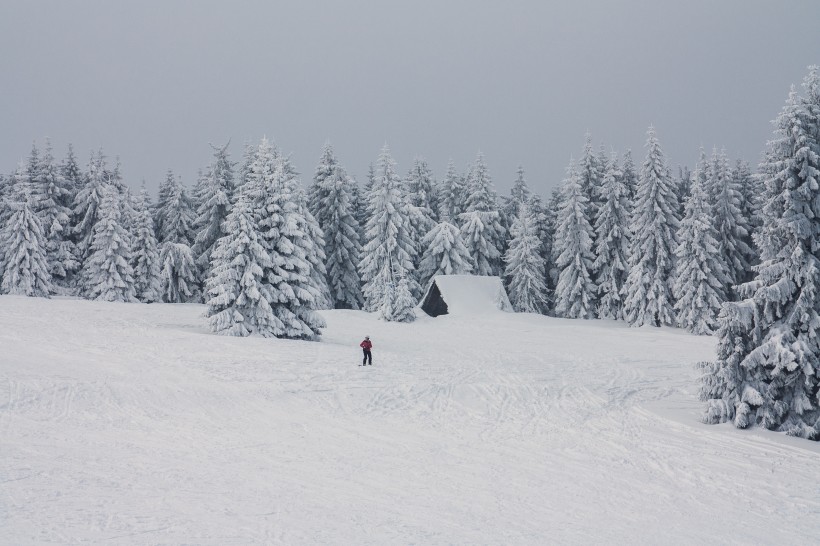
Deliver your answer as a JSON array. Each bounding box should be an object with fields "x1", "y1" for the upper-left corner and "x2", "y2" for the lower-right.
[{"x1": 420, "y1": 275, "x2": 512, "y2": 316}]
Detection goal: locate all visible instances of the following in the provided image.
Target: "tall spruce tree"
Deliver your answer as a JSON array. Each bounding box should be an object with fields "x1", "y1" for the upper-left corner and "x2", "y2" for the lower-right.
[
  {"x1": 309, "y1": 143, "x2": 363, "y2": 309},
  {"x1": 438, "y1": 159, "x2": 467, "y2": 221},
  {"x1": 459, "y1": 153, "x2": 505, "y2": 276},
  {"x1": 593, "y1": 153, "x2": 631, "y2": 320},
  {"x1": 159, "y1": 242, "x2": 199, "y2": 303},
  {"x1": 504, "y1": 203, "x2": 550, "y2": 314},
  {"x1": 205, "y1": 187, "x2": 278, "y2": 336},
  {"x1": 672, "y1": 168, "x2": 728, "y2": 334},
  {"x1": 623, "y1": 126, "x2": 680, "y2": 327},
  {"x1": 578, "y1": 133, "x2": 602, "y2": 222},
  {"x1": 192, "y1": 142, "x2": 235, "y2": 273},
  {"x1": 155, "y1": 170, "x2": 196, "y2": 245},
  {"x1": 621, "y1": 149, "x2": 638, "y2": 203},
  {"x1": 73, "y1": 149, "x2": 111, "y2": 262},
  {"x1": 82, "y1": 187, "x2": 136, "y2": 302},
  {"x1": 247, "y1": 138, "x2": 326, "y2": 338},
  {"x1": 554, "y1": 160, "x2": 597, "y2": 319},
  {"x1": 0, "y1": 198, "x2": 52, "y2": 297},
  {"x1": 130, "y1": 186, "x2": 162, "y2": 302},
  {"x1": 359, "y1": 145, "x2": 418, "y2": 316},
  {"x1": 700, "y1": 69, "x2": 820, "y2": 439}
]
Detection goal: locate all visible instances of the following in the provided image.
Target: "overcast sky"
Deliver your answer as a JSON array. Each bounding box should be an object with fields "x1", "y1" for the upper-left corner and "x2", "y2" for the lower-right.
[{"x1": 2, "y1": 0, "x2": 819, "y2": 197}]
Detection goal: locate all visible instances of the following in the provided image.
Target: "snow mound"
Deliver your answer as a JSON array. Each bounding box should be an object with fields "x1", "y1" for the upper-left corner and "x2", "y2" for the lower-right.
[{"x1": 420, "y1": 274, "x2": 512, "y2": 317}]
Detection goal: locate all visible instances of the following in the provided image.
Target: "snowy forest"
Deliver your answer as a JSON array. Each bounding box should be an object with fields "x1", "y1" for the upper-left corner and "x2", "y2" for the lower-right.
[{"x1": 2, "y1": 66, "x2": 820, "y2": 438}]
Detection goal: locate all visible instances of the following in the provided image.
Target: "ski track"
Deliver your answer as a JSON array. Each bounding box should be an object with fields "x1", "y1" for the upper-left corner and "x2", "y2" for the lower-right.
[{"x1": 1, "y1": 296, "x2": 819, "y2": 544}]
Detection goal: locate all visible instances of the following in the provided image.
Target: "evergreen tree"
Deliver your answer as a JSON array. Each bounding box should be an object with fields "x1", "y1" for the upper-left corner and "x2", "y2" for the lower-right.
[
  {"x1": 672, "y1": 168, "x2": 728, "y2": 334},
  {"x1": 82, "y1": 187, "x2": 136, "y2": 302},
  {"x1": 130, "y1": 186, "x2": 162, "y2": 303},
  {"x1": 593, "y1": 153, "x2": 631, "y2": 320},
  {"x1": 406, "y1": 157, "x2": 438, "y2": 225},
  {"x1": 192, "y1": 142, "x2": 235, "y2": 273},
  {"x1": 621, "y1": 149, "x2": 638, "y2": 203},
  {"x1": 247, "y1": 138, "x2": 326, "y2": 339},
  {"x1": 554, "y1": 160, "x2": 597, "y2": 319},
  {"x1": 73, "y1": 149, "x2": 111, "y2": 262},
  {"x1": 309, "y1": 143, "x2": 363, "y2": 309},
  {"x1": 504, "y1": 203, "x2": 550, "y2": 314},
  {"x1": 359, "y1": 145, "x2": 419, "y2": 316},
  {"x1": 205, "y1": 188, "x2": 277, "y2": 336},
  {"x1": 623, "y1": 126, "x2": 680, "y2": 327},
  {"x1": 578, "y1": 133, "x2": 602, "y2": 220},
  {"x1": 61, "y1": 144, "x2": 84, "y2": 197},
  {"x1": 709, "y1": 150, "x2": 754, "y2": 295},
  {"x1": 382, "y1": 274, "x2": 417, "y2": 323},
  {"x1": 528, "y1": 192, "x2": 555, "y2": 309},
  {"x1": 418, "y1": 220, "x2": 474, "y2": 287},
  {"x1": 438, "y1": 159, "x2": 467, "y2": 221},
  {"x1": 701, "y1": 70, "x2": 820, "y2": 438},
  {"x1": 459, "y1": 153, "x2": 505, "y2": 276},
  {"x1": 734, "y1": 159, "x2": 760, "y2": 251},
  {"x1": 155, "y1": 170, "x2": 196, "y2": 245},
  {"x1": 159, "y1": 242, "x2": 199, "y2": 303},
  {"x1": 0, "y1": 198, "x2": 52, "y2": 297}
]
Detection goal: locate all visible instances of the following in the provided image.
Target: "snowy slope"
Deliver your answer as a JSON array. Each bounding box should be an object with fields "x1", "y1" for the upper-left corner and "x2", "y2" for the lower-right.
[{"x1": 1, "y1": 296, "x2": 819, "y2": 544}]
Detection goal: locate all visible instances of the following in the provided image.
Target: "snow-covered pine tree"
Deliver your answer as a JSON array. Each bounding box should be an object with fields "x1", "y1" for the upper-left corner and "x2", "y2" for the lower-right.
[
  {"x1": 73, "y1": 149, "x2": 111, "y2": 263},
  {"x1": 130, "y1": 185, "x2": 162, "y2": 303},
  {"x1": 158, "y1": 242, "x2": 199, "y2": 303},
  {"x1": 672, "y1": 167, "x2": 728, "y2": 334},
  {"x1": 545, "y1": 188, "x2": 562, "y2": 292},
  {"x1": 438, "y1": 160, "x2": 467, "y2": 221},
  {"x1": 33, "y1": 140, "x2": 78, "y2": 289},
  {"x1": 701, "y1": 69, "x2": 820, "y2": 439},
  {"x1": 527, "y1": 192, "x2": 555, "y2": 309},
  {"x1": 359, "y1": 145, "x2": 419, "y2": 316},
  {"x1": 504, "y1": 165, "x2": 531, "y2": 221},
  {"x1": 309, "y1": 143, "x2": 363, "y2": 309},
  {"x1": 192, "y1": 142, "x2": 235, "y2": 273},
  {"x1": 709, "y1": 149, "x2": 754, "y2": 296},
  {"x1": 554, "y1": 160, "x2": 597, "y2": 319},
  {"x1": 0, "y1": 197, "x2": 52, "y2": 297},
  {"x1": 292, "y1": 170, "x2": 333, "y2": 311},
  {"x1": 676, "y1": 165, "x2": 693, "y2": 218},
  {"x1": 621, "y1": 149, "x2": 638, "y2": 203},
  {"x1": 204, "y1": 187, "x2": 278, "y2": 336},
  {"x1": 82, "y1": 186, "x2": 136, "y2": 302},
  {"x1": 417, "y1": 220, "x2": 474, "y2": 288},
  {"x1": 61, "y1": 144, "x2": 84, "y2": 197},
  {"x1": 593, "y1": 153, "x2": 631, "y2": 320},
  {"x1": 734, "y1": 159, "x2": 760, "y2": 246},
  {"x1": 406, "y1": 157, "x2": 438, "y2": 225},
  {"x1": 458, "y1": 153, "x2": 505, "y2": 276},
  {"x1": 578, "y1": 133, "x2": 602, "y2": 221},
  {"x1": 247, "y1": 138, "x2": 325, "y2": 339},
  {"x1": 382, "y1": 274, "x2": 417, "y2": 323},
  {"x1": 155, "y1": 170, "x2": 196, "y2": 245},
  {"x1": 504, "y1": 203, "x2": 550, "y2": 314},
  {"x1": 622, "y1": 126, "x2": 680, "y2": 327}
]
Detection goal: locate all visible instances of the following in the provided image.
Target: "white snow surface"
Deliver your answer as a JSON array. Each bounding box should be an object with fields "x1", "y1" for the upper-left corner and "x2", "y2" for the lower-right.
[
  {"x1": 1, "y1": 295, "x2": 819, "y2": 544},
  {"x1": 424, "y1": 274, "x2": 512, "y2": 315}
]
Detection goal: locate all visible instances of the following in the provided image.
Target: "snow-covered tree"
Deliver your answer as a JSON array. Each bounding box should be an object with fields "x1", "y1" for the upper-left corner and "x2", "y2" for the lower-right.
[
  {"x1": 593, "y1": 153, "x2": 631, "y2": 320},
  {"x1": 82, "y1": 187, "x2": 136, "y2": 302},
  {"x1": 438, "y1": 160, "x2": 468, "y2": 221},
  {"x1": 155, "y1": 170, "x2": 196, "y2": 245},
  {"x1": 359, "y1": 145, "x2": 419, "y2": 316},
  {"x1": 623, "y1": 126, "x2": 680, "y2": 327},
  {"x1": 621, "y1": 149, "x2": 638, "y2": 203},
  {"x1": 503, "y1": 165, "x2": 531, "y2": 222},
  {"x1": 130, "y1": 186, "x2": 162, "y2": 303},
  {"x1": 701, "y1": 70, "x2": 820, "y2": 438},
  {"x1": 192, "y1": 142, "x2": 235, "y2": 273},
  {"x1": 309, "y1": 143, "x2": 363, "y2": 309},
  {"x1": 204, "y1": 188, "x2": 277, "y2": 336},
  {"x1": 418, "y1": 220, "x2": 474, "y2": 287},
  {"x1": 159, "y1": 242, "x2": 199, "y2": 303},
  {"x1": 459, "y1": 153, "x2": 505, "y2": 276},
  {"x1": 554, "y1": 160, "x2": 597, "y2": 319},
  {"x1": 578, "y1": 133, "x2": 602, "y2": 220},
  {"x1": 61, "y1": 144, "x2": 84, "y2": 197},
  {"x1": 504, "y1": 203, "x2": 550, "y2": 314},
  {"x1": 381, "y1": 274, "x2": 417, "y2": 323},
  {"x1": 709, "y1": 149, "x2": 754, "y2": 295},
  {"x1": 672, "y1": 168, "x2": 728, "y2": 334},
  {"x1": 406, "y1": 157, "x2": 438, "y2": 225},
  {"x1": 73, "y1": 149, "x2": 111, "y2": 262},
  {"x1": 0, "y1": 198, "x2": 52, "y2": 297},
  {"x1": 247, "y1": 138, "x2": 326, "y2": 339},
  {"x1": 734, "y1": 159, "x2": 761, "y2": 250}
]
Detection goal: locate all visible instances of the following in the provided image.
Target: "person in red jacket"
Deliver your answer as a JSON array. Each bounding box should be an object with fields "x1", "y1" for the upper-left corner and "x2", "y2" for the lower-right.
[{"x1": 360, "y1": 336, "x2": 373, "y2": 366}]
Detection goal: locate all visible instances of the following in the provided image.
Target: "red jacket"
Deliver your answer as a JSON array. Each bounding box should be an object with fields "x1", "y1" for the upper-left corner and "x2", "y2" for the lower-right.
[{"x1": 360, "y1": 339, "x2": 372, "y2": 350}]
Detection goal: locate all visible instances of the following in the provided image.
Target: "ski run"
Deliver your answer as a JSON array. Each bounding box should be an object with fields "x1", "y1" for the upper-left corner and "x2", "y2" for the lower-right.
[{"x1": 2, "y1": 295, "x2": 819, "y2": 544}]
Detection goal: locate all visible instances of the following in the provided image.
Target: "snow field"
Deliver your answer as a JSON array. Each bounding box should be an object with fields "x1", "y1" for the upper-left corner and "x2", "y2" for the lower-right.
[{"x1": 1, "y1": 296, "x2": 819, "y2": 544}]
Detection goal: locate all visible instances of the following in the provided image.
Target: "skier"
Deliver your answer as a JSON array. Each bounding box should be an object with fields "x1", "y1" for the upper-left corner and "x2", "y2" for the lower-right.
[{"x1": 360, "y1": 336, "x2": 373, "y2": 366}]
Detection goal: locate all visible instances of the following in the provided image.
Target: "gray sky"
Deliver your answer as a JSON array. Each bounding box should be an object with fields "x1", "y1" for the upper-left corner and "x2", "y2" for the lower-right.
[{"x1": 2, "y1": 0, "x2": 819, "y2": 197}]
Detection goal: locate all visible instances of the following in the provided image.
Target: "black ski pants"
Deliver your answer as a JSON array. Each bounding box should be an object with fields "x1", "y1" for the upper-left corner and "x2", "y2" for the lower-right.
[{"x1": 362, "y1": 349, "x2": 372, "y2": 365}]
